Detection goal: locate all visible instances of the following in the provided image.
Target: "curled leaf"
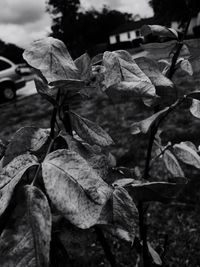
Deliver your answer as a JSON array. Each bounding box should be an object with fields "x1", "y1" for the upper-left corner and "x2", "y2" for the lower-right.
[
  {"x1": 0, "y1": 185, "x2": 51, "y2": 267},
  {"x1": 42, "y1": 149, "x2": 112, "y2": 228},
  {"x1": 74, "y1": 53, "x2": 91, "y2": 81},
  {"x1": 163, "y1": 150, "x2": 185, "y2": 177},
  {"x1": 3, "y1": 126, "x2": 50, "y2": 166},
  {"x1": 135, "y1": 57, "x2": 173, "y2": 90},
  {"x1": 131, "y1": 107, "x2": 169, "y2": 135},
  {"x1": 173, "y1": 142, "x2": 200, "y2": 169},
  {"x1": 70, "y1": 111, "x2": 114, "y2": 147},
  {"x1": 190, "y1": 99, "x2": 200, "y2": 119},
  {"x1": 60, "y1": 134, "x2": 109, "y2": 179},
  {"x1": 0, "y1": 154, "x2": 38, "y2": 217},
  {"x1": 23, "y1": 37, "x2": 79, "y2": 82},
  {"x1": 141, "y1": 25, "x2": 178, "y2": 39},
  {"x1": 103, "y1": 50, "x2": 156, "y2": 104},
  {"x1": 99, "y1": 186, "x2": 138, "y2": 242}
]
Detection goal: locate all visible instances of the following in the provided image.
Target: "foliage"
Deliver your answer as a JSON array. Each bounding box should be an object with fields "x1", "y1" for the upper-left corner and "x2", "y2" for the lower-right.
[
  {"x1": 0, "y1": 21, "x2": 199, "y2": 267},
  {"x1": 47, "y1": 0, "x2": 133, "y2": 57},
  {"x1": 148, "y1": 0, "x2": 200, "y2": 25}
]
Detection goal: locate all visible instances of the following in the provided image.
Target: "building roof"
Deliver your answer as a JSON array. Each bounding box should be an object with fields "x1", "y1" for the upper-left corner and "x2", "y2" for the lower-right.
[{"x1": 110, "y1": 17, "x2": 157, "y2": 35}]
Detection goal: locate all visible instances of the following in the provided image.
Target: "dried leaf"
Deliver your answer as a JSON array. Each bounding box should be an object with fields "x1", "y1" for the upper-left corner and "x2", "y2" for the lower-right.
[
  {"x1": 99, "y1": 186, "x2": 138, "y2": 242},
  {"x1": 0, "y1": 185, "x2": 51, "y2": 267},
  {"x1": 176, "y1": 58, "x2": 193, "y2": 76},
  {"x1": 0, "y1": 154, "x2": 38, "y2": 217},
  {"x1": 135, "y1": 57, "x2": 173, "y2": 90},
  {"x1": 42, "y1": 149, "x2": 112, "y2": 228},
  {"x1": 70, "y1": 111, "x2": 114, "y2": 147},
  {"x1": 3, "y1": 126, "x2": 50, "y2": 166},
  {"x1": 141, "y1": 25, "x2": 178, "y2": 39},
  {"x1": 60, "y1": 134, "x2": 109, "y2": 178},
  {"x1": 74, "y1": 53, "x2": 91, "y2": 81},
  {"x1": 190, "y1": 99, "x2": 200, "y2": 119},
  {"x1": 23, "y1": 37, "x2": 79, "y2": 82},
  {"x1": 103, "y1": 50, "x2": 156, "y2": 103},
  {"x1": 173, "y1": 142, "x2": 200, "y2": 169},
  {"x1": 131, "y1": 107, "x2": 169, "y2": 135},
  {"x1": 163, "y1": 150, "x2": 185, "y2": 177}
]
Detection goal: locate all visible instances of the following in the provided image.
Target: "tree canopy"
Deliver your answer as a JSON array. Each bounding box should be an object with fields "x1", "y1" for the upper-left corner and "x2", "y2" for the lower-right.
[
  {"x1": 47, "y1": 0, "x2": 133, "y2": 57},
  {"x1": 149, "y1": 0, "x2": 200, "y2": 25}
]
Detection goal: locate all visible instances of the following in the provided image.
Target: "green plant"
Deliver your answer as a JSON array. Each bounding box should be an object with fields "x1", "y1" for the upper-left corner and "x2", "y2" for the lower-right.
[{"x1": 0, "y1": 22, "x2": 199, "y2": 267}]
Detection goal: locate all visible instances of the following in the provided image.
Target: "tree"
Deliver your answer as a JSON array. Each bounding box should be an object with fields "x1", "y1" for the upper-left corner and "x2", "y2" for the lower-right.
[
  {"x1": 149, "y1": 0, "x2": 200, "y2": 25},
  {"x1": 47, "y1": 1, "x2": 133, "y2": 57}
]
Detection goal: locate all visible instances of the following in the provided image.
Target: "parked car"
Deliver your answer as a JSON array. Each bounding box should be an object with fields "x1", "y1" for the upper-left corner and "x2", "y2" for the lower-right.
[{"x1": 0, "y1": 56, "x2": 32, "y2": 101}]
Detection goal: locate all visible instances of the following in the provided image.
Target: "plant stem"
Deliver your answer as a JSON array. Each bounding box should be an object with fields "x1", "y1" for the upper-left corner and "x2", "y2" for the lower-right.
[
  {"x1": 95, "y1": 227, "x2": 116, "y2": 267},
  {"x1": 138, "y1": 17, "x2": 191, "y2": 267}
]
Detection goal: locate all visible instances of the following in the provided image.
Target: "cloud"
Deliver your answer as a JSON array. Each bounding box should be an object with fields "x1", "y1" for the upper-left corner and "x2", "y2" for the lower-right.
[
  {"x1": 80, "y1": 0, "x2": 153, "y2": 17},
  {"x1": 0, "y1": 0, "x2": 46, "y2": 25},
  {"x1": 0, "y1": 0, "x2": 51, "y2": 48}
]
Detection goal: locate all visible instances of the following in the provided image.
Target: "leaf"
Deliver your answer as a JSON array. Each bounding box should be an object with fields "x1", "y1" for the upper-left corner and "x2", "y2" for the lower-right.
[
  {"x1": 135, "y1": 57, "x2": 173, "y2": 90},
  {"x1": 0, "y1": 185, "x2": 51, "y2": 267},
  {"x1": 42, "y1": 149, "x2": 112, "y2": 228},
  {"x1": 74, "y1": 53, "x2": 91, "y2": 81},
  {"x1": 141, "y1": 25, "x2": 178, "y2": 39},
  {"x1": 190, "y1": 99, "x2": 200, "y2": 119},
  {"x1": 0, "y1": 154, "x2": 38, "y2": 217},
  {"x1": 23, "y1": 37, "x2": 79, "y2": 82},
  {"x1": 3, "y1": 126, "x2": 50, "y2": 166},
  {"x1": 70, "y1": 111, "x2": 114, "y2": 147},
  {"x1": 103, "y1": 50, "x2": 156, "y2": 103},
  {"x1": 34, "y1": 71, "x2": 57, "y2": 105},
  {"x1": 131, "y1": 107, "x2": 169, "y2": 135},
  {"x1": 99, "y1": 186, "x2": 138, "y2": 242},
  {"x1": 187, "y1": 91, "x2": 200, "y2": 101},
  {"x1": 173, "y1": 142, "x2": 200, "y2": 169},
  {"x1": 60, "y1": 134, "x2": 109, "y2": 179},
  {"x1": 163, "y1": 150, "x2": 185, "y2": 177},
  {"x1": 180, "y1": 59, "x2": 193, "y2": 76},
  {"x1": 148, "y1": 243, "x2": 162, "y2": 266},
  {"x1": 127, "y1": 180, "x2": 186, "y2": 203}
]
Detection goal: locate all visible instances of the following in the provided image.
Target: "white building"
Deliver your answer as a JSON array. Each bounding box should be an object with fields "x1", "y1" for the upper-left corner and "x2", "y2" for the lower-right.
[{"x1": 109, "y1": 18, "x2": 155, "y2": 45}]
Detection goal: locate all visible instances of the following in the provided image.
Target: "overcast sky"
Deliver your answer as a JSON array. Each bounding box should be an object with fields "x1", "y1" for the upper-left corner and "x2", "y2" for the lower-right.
[{"x1": 0, "y1": 0, "x2": 153, "y2": 48}]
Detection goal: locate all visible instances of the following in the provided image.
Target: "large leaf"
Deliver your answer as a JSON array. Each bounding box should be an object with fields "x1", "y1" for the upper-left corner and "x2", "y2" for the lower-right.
[
  {"x1": 0, "y1": 185, "x2": 51, "y2": 267},
  {"x1": 60, "y1": 134, "x2": 109, "y2": 178},
  {"x1": 131, "y1": 107, "x2": 169, "y2": 135},
  {"x1": 141, "y1": 25, "x2": 178, "y2": 39},
  {"x1": 125, "y1": 180, "x2": 186, "y2": 203},
  {"x1": 0, "y1": 154, "x2": 38, "y2": 217},
  {"x1": 23, "y1": 37, "x2": 79, "y2": 82},
  {"x1": 42, "y1": 149, "x2": 112, "y2": 228},
  {"x1": 3, "y1": 126, "x2": 50, "y2": 166},
  {"x1": 103, "y1": 50, "x2": 156, "y2": 103},
  {"x1": 190, "y1": 99, "x2": 200, "y2": 119},
  {"x1": 163, "y1": 149, "x2": 185, "y2": 177},
  {"x1": 173, "y1": 142, "x2": 200, "y2": 169},
  {"x1": 99, "y1": 186, "x2": 138, "y2": 242},
  {"x1": 70, "y1": 111, "x2": 114, "y2": 147},
  {"x1": 135, "y1": 57, "x2": 173, "y2": 90}
]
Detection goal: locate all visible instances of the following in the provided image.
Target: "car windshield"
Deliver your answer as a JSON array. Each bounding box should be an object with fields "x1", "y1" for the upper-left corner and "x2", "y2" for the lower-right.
[{"x1": 0, "y1": 59, "x2": 11, "y2": 71}]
